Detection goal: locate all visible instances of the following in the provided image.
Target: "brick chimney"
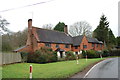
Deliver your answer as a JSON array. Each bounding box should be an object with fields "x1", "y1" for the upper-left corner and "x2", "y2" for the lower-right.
[
  {"x1": 64, "y1": 25, "x2": 68, "y2": 34},
  {"x1": 28, "y1": 19, "x2": 32, "y2": 29},
  {"x1": 26, "y1": 19, "x2": 33, "y2": 46}
]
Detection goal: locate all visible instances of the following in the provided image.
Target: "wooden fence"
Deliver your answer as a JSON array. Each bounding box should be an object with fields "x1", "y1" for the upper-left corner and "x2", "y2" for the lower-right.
[{"x1": 0, "y1": 53, "x2": 22, "y2": 65}]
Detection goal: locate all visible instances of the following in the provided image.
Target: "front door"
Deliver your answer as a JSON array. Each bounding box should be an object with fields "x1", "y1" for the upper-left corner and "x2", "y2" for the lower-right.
[{"x1": 60, "y1": 51, "x2": 63, "y2": 58}]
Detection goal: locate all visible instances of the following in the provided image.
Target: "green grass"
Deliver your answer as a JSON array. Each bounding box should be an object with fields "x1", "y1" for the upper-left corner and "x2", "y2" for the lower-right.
[
  {"x1": 0, "y1": 66, "x2": 2, "y2": 79},
  {"x1": 2, "y1": 58, "x2": 104, "y2": 78}
]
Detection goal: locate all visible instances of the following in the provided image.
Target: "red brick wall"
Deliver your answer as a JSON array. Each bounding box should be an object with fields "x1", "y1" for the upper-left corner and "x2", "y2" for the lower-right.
[
  {"x1": 72, "y1": 46, "x2": 80, "y2": 52},
  {"x1": 80, "y1": 36, "x2": 89, "y2": 50},
  {"x1": 37, "y1": 43, "x2": 71, "y2": 51}
]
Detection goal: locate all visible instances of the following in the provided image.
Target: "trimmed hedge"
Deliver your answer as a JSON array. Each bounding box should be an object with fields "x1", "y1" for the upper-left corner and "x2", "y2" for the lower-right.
[{"x1": 27, "y1": 47, "x2": 57, "y2": 63}]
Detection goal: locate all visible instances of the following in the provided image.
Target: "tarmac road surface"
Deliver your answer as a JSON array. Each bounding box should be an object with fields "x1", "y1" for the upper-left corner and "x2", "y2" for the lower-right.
[{"x1": 85, "y1": 57, "x2": 119, "y2": 78}]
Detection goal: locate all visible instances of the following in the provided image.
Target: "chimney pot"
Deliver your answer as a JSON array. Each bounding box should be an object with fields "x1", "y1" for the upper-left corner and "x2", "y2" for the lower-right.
[
  {"x1": 28, "y1": 19, "x2": 32, "y2": 29},
  {"x1": 28, "y1": 19, "x2": 32, "y2": 22}
]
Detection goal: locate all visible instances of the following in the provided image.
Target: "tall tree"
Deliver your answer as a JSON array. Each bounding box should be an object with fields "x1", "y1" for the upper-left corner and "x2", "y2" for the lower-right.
[
  {"x1": 116, "y1": 36, "x2": 120, "y2": 46},
  {"x1": 53, "y1": 22, "x2": 65, "y2": 32},
  {"x1": 69, "y1": 21, "x2": 92, "y2": 37},
  {"x1": 108, "y1": 29, "x2": 116, "y2": 48},
  {"x1": 93, "y1": 14, "x2": 116, "y2": 48},
  {"x1": 93, "y1": 14, "x2": 109, "y2": 45},
  {"x1": 2, "y1": 28, "x2": 27, "y2": 52}
]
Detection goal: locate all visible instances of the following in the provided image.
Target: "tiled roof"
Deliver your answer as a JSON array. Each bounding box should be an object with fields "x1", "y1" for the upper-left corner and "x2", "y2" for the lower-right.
[
  {"x1": 36, "y1": 27, "x2": 73, "y2": 44},
  {"x1": 72, "y1": 35, "x2": 84, "y2": 46},
  {"x1": 13, "y1": 46, "x2": 27, "y2": 52},
  {"x1": 87, "y1": 37, "x2": 102, "y2": 44},
  {"x1": 34, "y1": 27, "x2": 103, "y2": 45}
]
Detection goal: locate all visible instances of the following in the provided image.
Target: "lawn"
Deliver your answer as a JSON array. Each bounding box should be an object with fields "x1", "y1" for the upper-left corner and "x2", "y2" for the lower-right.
[
  {"x1": 0, "y1": 66, "x2": 2, "y2": 79},
  {"x1": 2, "y1": 58, "x2": 104, "y2": 78}
]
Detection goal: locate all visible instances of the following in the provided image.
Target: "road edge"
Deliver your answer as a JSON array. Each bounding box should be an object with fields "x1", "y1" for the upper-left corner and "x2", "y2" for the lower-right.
[{"x1": 83, "y1": 58, "x2": 110, "y2": 78}]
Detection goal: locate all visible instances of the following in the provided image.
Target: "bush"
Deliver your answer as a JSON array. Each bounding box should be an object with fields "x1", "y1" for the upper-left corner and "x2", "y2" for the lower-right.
[
  {"x1": 20, "y1": 52, "x2": 28, "y2": 62},
  {"x1": 102, "y1": 49, "x2": 110, "y2": 57},
  {"x1": 82, "y1": 50, "x2": 99, "y2": 58},
  {"x1": 78, "y1": 54, "x2": 83, "y2": 59},
  {"x1": 27, "y1": 47, "x2": 57, "y2": 63},
  {"x1": 65, "y1": 51, "x2": 76, "y2": 60}
]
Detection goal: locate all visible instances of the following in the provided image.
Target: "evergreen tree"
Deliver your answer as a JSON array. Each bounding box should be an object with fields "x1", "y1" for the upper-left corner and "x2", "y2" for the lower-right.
[
  {"x1": 53, "y1": 22, "x2": 65, "y2": 32},
  {"x1": 93, "y1": 14, "x2": 109, "y2": 45},
  {"x1": 116, "y1": 36, "x2": 120, "y2": 46},
  {"x1": 108, "y1": 29, "x2": 116, "y2": 48},
  {"x1": 93, "y1": 14, "x2": 116, "y2": 49}
]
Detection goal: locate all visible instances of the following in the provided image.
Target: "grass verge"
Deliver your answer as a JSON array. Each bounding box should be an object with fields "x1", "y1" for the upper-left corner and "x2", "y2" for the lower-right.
[{"x1": 2, "y1": 58, "x2": 104, "y2": 78}]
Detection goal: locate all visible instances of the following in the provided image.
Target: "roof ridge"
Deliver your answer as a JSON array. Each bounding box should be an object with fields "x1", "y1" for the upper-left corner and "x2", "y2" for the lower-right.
[
  {"x1": 72, "y1": 35, "x2": 83, "y2": 38},
  {"x1": 32, "y1": 26, "x2": 67, "y2": 34}
]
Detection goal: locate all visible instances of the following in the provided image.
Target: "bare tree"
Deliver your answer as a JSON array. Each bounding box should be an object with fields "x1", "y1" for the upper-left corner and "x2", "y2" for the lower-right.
[
  {"x1": 69, "y1": 21, "x2": 92, "y2": 37},
  {"x1": 0, "y1": 16, "x2": 11, "y2": 35},
  {"x1": 42, "y1": 24, "x2": 53, "y2": 30}
]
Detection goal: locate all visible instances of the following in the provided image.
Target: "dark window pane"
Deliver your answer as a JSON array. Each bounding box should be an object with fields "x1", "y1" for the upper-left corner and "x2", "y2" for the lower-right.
[
  {"x1": 92, "y1": 44, "x2": 94, "y2": 47},
  {"x1": 45, "y1": 43, "x2": 51, "y2": 47},
  {"x1": 56, "y1": 44, "x2": 59, "y2": 48},
  {"x1": 75, "y1": 46, "x2": 78, "y2": 49},
  {"x1": 65, "y1": 44, "x2": 69, "y2": 48},
  {"x1": 83, "y1": 45, "x2": 87, "y2": 48},
  {"x1": 96, "y1": 44, "x2": 98, "y2": 47},
  {"x1": 100, "y1": 44, "x2": 102, "y2": 48}
]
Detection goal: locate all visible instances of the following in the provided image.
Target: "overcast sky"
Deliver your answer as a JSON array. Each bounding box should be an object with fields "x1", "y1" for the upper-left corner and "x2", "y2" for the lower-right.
[{"x1": 0, "y1": 0, "x2": 119, "y2": 37}]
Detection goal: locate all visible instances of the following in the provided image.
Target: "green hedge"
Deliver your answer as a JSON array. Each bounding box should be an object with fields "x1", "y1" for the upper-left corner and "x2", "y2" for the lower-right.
[
  {"x1": 82, "y1": 50, "x2": 99, "y2": 58},
  {"x1": 27, "y1": 47, "x2": 57, "y2": 63},
  {"x1": 65, "y1": 51, "x2": 76, "y2": 60},
  {"x1": 20, "y1": 52, "x2": 28, "y2": 62}
]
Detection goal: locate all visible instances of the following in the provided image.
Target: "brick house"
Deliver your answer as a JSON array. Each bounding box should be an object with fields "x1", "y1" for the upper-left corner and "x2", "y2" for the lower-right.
[{"x1": 14, "y1": 19, "x2": 104, "y2": 58}]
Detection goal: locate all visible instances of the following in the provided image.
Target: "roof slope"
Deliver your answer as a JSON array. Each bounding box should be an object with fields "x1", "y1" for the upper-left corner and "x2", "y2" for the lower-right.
[
  {"x1": 36, "y1": 27, "x2": 73, "y2": 44},
  {"x1": 87, "y1": 37, "x2": 103, "y2": 44},
  {"x1": 72, "y1": 35, "x2": 84, "y2": 46}
]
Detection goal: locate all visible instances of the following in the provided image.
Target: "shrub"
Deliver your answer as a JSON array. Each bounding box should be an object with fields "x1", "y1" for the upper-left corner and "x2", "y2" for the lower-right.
[
  {"x1": 27, "y1": 47, "x2": 57, "y2": 63},
  {"x1": 65, "y1": 51, "x2": 76, "y2": 60},
  {"x1": 78, "y1": 54, "x2": 83, "y2": 59},
  {"x1": 20, "y1": 52, "x2": 28, "y2": 62},
  {"x1": 82, "y1": 50, "x2": 99, "y2": 58},
  {"x1": 102, "y1": 49, "x2": 110, "y2": 57}
]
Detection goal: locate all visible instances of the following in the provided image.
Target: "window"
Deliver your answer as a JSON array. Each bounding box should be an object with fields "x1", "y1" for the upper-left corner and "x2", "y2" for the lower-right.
[
  {"x1": 100, "y1": 44, "x2": 102, "y2": 48},
  {"x1": 75, "y1": 46, "x2": 78, "y2": 49},
  {"x1": 83, "y1": 45, "x2": 87, "y2": 48},
  {"x1": 92, "y1": 43, "x2": 94, "y2": 47},
  {"x1": 56, "y1": 44, "x2": 59, "y2": 48},
  {"x1": 96, "y1": 44, "x2": 98, "y2": 47},
  {"x1": 65, "y1": 44, "x2": 69, "y2": 48},
  {"x1": 45, "y1": 43, "x2": 51, "y2": 47}
]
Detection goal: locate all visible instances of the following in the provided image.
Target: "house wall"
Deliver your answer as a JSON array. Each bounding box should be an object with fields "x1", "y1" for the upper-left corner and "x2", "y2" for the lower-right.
[
  {"x1": 72, "y1": 46, "x2": 80, "y2": 52},
  {"x1": 80, "y1": 36, "x2": 89, "y2": 50},
  {"x1": 38, "y1": 43, "x2": 71, "y2": 52}
]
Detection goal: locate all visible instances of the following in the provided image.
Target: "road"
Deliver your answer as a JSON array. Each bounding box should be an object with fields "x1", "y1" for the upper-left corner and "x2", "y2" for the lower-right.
[{"x1": 85, "y1": 57, "x2": 119, "y2": 78}]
